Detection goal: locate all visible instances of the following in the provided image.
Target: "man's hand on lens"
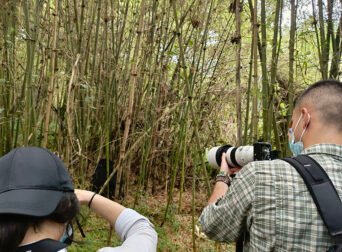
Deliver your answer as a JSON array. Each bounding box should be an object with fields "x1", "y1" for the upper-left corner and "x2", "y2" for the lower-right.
[{"x1": 221, "y1": 153, "x2": 242, "y2": 175}]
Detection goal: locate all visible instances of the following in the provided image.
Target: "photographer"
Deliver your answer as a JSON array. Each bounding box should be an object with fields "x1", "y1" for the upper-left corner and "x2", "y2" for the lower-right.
[
  {"x1": 199, "y1": 80, "x2": 342, "y2": 251},
  {"x1": 0, "y1": 147, "x2": 157, "y2": 252}
]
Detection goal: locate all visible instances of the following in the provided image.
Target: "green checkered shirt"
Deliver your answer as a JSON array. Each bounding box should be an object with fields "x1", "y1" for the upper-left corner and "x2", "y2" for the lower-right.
[{"x1": 199, "y1": 144, "x2": 342, "y2": 251}]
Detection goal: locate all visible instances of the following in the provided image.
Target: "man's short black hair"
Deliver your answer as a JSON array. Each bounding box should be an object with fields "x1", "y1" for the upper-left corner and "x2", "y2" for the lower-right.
[{"x1": 295, "y1": 79, "x2": 342, "y2": 131}]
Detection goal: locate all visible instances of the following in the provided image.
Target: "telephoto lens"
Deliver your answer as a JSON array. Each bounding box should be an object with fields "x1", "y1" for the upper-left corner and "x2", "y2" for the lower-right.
[{"x1": 207, "y1": 142, "x2": 272, "y2": 168}]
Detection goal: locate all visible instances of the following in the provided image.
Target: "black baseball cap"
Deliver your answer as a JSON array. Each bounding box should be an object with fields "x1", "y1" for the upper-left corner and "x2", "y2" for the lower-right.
[{"x1": 0, "y1": 147, "x2": 74, "y2": 216}]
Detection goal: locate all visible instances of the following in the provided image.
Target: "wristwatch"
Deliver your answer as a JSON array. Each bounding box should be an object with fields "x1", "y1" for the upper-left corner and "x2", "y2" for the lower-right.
[{"x1": 215, "y1": 171, "x2": 231, "y2": 186}]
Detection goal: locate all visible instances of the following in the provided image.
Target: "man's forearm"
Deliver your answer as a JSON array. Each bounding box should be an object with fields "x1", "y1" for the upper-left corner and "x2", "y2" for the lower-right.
[
  {"x1": 207, "y1": 153, "x2": 238, "y2": 204},
  {"x1": 207, "y1": 181, "x2": 229, "y2": 204}
]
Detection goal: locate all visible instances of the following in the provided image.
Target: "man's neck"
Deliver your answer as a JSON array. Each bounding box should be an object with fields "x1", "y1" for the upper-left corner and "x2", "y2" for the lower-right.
[
  {"x1": 304, "y1": 128, "x2": 342, "y2": 148},
  {"x1": 19, "y1": 220, "x2": 63, "y2": 246}
]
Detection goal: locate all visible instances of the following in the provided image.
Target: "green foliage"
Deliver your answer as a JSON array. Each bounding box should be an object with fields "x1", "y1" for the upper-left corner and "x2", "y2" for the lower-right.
[{"x1": 279, "y1": 102, "x2": 288, "y2": 117}]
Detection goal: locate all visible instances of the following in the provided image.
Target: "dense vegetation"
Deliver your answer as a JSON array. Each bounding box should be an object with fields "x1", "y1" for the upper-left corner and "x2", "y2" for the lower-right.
[{"x1": 0, "y1": 0, "x2": 341, "y2": 250}]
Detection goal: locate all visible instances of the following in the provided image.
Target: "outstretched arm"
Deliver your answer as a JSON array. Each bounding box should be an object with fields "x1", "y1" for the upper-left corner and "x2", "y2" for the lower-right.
[
  {"x1": 75, "y1": 189, "x2": 158, "y2": 252},
  {"x1": 75, "y1": 189, "x2": 125, "y2": 225}
]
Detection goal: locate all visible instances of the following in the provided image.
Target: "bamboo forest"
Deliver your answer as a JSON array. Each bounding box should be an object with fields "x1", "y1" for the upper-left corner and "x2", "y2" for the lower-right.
[{"x1": 0, "y1": 0, "x2": 341, "y2": 251}]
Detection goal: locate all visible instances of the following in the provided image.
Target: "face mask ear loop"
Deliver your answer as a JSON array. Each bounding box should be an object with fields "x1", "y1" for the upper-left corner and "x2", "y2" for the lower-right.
[
  {"x1": 293, "y1": 113, "x2": 303, "y2": 133},
  {"x1": 290, "y1": 113, "x2": 303, "y2": 144},
  {"x1": 299, "y1": 113, "x2": 311, "y2": 141}
]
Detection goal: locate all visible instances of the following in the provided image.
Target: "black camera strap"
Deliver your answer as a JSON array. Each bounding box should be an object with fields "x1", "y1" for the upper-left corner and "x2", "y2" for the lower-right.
[{"x1": 283, "y1": 155, "x2": 342, "y2": 248}]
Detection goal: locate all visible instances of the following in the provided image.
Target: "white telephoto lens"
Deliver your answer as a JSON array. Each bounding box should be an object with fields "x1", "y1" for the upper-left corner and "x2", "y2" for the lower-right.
[
  {"x1": 234, "y1": 146, "x2": 254, "y2": 167},
  {"x1": 226, "y1": 146, "x2": 254, "y2": 167},
  {"x1": 207, "y1": 146, "x2": 221, "y2": 168}
]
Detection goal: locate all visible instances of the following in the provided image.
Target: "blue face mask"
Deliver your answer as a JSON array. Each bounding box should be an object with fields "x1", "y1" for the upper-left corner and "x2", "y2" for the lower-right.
[
  {"x1": 288, "y1": 113, "x2": 310, "y2": 156},
  {"x1": 60, "y1": 223, "x2": 73, "y2": 245}
]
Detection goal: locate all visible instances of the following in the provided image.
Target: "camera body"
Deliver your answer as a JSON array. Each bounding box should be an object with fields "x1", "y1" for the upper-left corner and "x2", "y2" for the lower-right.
[{"x1": 207, "y1": 142, "x2": 274, "y2": 168}]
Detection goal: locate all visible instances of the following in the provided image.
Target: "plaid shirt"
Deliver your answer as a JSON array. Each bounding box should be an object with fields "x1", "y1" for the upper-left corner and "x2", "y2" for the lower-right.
[{"x1": 199, "y1": 144, "x2": 342, "y2": 251}]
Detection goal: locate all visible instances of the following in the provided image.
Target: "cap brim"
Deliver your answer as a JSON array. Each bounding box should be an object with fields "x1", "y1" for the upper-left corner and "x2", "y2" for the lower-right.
[{"x1": 0, "y1": 189, "x2": 63, "y2": 216}]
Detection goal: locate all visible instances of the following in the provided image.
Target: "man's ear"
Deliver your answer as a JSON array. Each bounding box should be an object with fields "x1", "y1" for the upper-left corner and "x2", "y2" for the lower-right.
[{"x1": 301, "y1": 107, "x2": 311, "y2": 128}]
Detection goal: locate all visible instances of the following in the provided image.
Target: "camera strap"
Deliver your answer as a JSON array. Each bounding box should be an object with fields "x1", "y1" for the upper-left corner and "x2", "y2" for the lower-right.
[{"x1": 283, "y1": 155, "x2": 342, "y2": 249}]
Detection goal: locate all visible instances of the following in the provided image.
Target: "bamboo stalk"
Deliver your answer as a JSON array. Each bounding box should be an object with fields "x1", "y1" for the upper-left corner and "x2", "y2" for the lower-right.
[
  {"x1": 235, "y1": 0, "x2": 242, "y2": 145},
  {"x1": 65, "y1": 55, "x2": 81, "y2": 166},
  {"x1": 317, "y1": 0, "x2": 328, "y2": 78},
  {"x1": 287, "y1": 0, "x2": 297, "y2": 145},
  {"x1": 267, "y1": 0, "x2": 283, "y2": 143},
  {"x1": 42, "y1": 0, "x2": 59, "y2": 148},
  {"x1": 116, "y1": 0, "x2": 147, "y2": 198},
  {"x1": 252, "y1": 0, "x2": 259, "y2": 142}
]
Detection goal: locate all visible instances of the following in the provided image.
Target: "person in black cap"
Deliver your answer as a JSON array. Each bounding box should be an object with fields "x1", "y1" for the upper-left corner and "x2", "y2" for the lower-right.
[{"x1": 0, "y1": 147, "x2": 157, "y2": 252}]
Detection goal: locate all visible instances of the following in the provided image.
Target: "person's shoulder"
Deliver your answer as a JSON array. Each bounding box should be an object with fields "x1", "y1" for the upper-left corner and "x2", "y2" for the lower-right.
[
  {"x1": 257, "y1": 158, "x2": 291, "y2": 167},
  {"x1": 244, "y1": 158, "x2": 293, "y2": 175}
]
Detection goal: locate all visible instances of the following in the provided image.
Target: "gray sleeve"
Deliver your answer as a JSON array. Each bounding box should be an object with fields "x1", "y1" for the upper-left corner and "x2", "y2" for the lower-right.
[{"x1": 97, "y1": 208, "x2": 158, "y2": 252}]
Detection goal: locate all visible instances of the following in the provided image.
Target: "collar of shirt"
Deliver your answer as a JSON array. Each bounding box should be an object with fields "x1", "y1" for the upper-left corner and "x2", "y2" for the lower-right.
[{"x1": 303, "y1": 143, "x2": 342, "y2": 158}]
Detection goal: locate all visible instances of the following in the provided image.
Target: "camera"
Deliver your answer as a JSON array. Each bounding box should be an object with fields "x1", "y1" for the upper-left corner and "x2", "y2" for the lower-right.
[{"x1": 207, "y1": 142, "x2": 276, "y2": 168}]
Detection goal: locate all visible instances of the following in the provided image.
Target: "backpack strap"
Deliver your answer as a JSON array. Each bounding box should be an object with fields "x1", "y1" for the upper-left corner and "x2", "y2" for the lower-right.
[{"x1": 283, "y1": 155, "x2": 342, "y2": 245}]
